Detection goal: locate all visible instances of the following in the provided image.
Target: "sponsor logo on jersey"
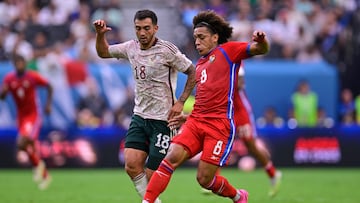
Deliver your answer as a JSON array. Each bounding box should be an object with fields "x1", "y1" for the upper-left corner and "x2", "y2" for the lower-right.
[
  {"x1": 159, "y1": 149, "x2": 167, "y2": 154},
  {"x1": 210, "y1": 155, "x2": 219, "y2": 161}
]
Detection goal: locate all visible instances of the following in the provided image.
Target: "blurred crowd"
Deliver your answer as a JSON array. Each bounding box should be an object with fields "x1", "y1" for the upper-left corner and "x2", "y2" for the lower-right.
[
  {"x1": 0, "y1": 0, "x2": 124, "y2": 62},
  {"x1": 0, "y1": 0, "x2": 360, "y2": 129}
]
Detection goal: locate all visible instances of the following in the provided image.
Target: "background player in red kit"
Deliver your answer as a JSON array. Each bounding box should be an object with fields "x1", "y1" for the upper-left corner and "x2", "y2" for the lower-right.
[
  {"x1": 235, "y1": 67, "x2": 282, "y2": 197},
  {"x1": 0, "y1": 54, "x2": 53, "y2": 190},
  {"x1": 142, "y1": 10, "x2": 269, "y2": 203}
]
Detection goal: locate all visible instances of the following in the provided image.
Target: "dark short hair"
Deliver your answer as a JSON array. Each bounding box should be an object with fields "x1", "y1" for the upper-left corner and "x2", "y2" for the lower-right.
[
  {"x1": 11, "y1": 54, "x2": 25, "y2": 63},
  {"x1": 134, "y1": 9, "x2": 158, "y2": 25}
]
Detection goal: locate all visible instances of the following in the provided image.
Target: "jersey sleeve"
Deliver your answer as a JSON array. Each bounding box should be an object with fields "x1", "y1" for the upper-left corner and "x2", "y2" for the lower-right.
[
  {"x1": 222, "y1": 42, "x2": 252, "y2": 63},
  {"x1": 108, "y1": 40, "x2": 132, "y2": 59},
  {"x1": 1, "y1": 74, "x2": 11, "y2": 90},
  {"x1": 29, "y1": 71, "x2": 49, "y2": 86},
  {"x1": 164, "y1": 41, "x2": 193, "y2": 73}
]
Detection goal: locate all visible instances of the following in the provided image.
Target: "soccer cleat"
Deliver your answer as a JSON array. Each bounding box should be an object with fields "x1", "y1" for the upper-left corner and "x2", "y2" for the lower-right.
[
  {"x1": 269, "y1": 170, "x2": 282, "y2": 197},
  {"x1": 200, "y1": 187, "x2": 213, "y2": 195},
  {"x1": 234, "y1": 189, "x2": 248, "y2": 203},
  {"x1": 33, "y1": 160, "x2": 45, "y2": 183},
  {"x1": 38, "y1": 175, "x2": 52, "y2": 190},
  {"x1": 154, "y1": 198, "x2": 162, "y2": 203}
]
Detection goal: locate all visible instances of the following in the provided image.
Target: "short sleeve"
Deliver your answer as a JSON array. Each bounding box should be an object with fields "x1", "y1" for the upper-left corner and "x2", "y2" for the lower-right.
[
  {"x1": 222, "y1": 42, "x2": 252, "y2": 63},
  {"x1": 29, "y1": 71, "x2": 49, "y2": 86},
  {"x1": 109, "y1": 40, "x2": 133, "y2": 59},
  {"x1": 2, "y1": 74, "x2": 11, "y2": 88},
  {"x1": 164, "y1": 42, "x2": 192, "y2": 73}
]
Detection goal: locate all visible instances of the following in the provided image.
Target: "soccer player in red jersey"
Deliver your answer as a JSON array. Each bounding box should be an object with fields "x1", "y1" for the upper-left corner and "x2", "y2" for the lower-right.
[
  {"x1": 168, "y1": 66, "x2": 283, "y2": 197},
  {"x1": 235, "y1": 67, "x2": 282, "y2": 197},
  {"x1": 142, "y1": 10, "x2": 269, "y2": 203},
  {"x1": 0, "y1": 54, "x2": 53, "y2": 190}
]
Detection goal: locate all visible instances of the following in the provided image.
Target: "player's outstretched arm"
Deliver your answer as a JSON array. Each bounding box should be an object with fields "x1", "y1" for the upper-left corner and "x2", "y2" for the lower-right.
[
  {"x1": 93, "y1": 19, "x2": 112, "y2": 58},
  {"x1": 0, "y1": 85, "x2": 8, "y2": 100},
  {"x1": 249, "y1": 30, "x2": 270, "y2": 56}
]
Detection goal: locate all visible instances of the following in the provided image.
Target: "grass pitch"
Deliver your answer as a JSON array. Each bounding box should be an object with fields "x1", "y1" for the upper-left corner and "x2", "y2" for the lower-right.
[{"x1": 0, "y1": 168, "x2": 359, "y2": 203}]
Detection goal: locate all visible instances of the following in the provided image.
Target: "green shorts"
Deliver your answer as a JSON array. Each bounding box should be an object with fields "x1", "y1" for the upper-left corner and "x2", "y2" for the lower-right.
[{"x1": 125, "y1": 115, "x2": 171, "y2": 170}]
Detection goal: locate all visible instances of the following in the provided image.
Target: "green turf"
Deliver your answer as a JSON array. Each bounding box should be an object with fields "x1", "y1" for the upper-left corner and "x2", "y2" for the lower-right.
[{"x1": 1, "y1": 168, "x2": 359, "y2": 203}]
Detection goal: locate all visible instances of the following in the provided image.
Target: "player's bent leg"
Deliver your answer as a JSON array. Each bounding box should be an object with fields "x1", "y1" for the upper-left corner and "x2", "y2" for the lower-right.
[
  {"x1": 33, "y1": 160, "x2": 45, "y2": 183},
  {"x1": 17, "y1": 136, "x2": 45, "y2": 183},
  {"x1": 243, "y1": 138, "x2": 269, "y2": 167},
  {"x1": 244, "y1": 138, "x2": 281, "y2": 197},
  {"x1": 269, "y1": 170, "x2": 282, "y2": 197},
  {"x1": 124, "y1": 148, "x2": 150, "y2": 197},
  {"x1": 124, "y1": 148, "x2": 148, "y2": 178},
  {"x1": 38, "y1": 172, "x2": 52, "y2": 190},
  {"x1": 200, "y1": 167, "x2": 221, "y2": 195},
  {"x1": 197, "y1": 161, "x2": 248, "y2": 203},
  {"x1": 143, "y1": 144, "x2": 188, "y2": 203}
]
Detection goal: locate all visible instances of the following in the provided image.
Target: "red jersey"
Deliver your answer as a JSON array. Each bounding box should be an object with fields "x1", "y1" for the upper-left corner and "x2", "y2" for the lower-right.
[
  {"x1": 3, "y1": 70, "x2": 49, "y2": 119},
  {"x1": 191, "y1": 42, "x2": 251, "y2": 120},
  {"x1": 234, "y1": 89, "x2": 258, "y2": 140}
]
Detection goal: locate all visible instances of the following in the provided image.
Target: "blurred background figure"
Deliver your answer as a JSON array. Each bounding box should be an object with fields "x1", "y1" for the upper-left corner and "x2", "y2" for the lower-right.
[
  {"x1": 317, "y1": 107, "x2": 334, "y2": 128},
  {"x1": 76, "y1": 76, "x2": 112, "y2": 128},
  {"x1": 256, "y1": 106, "x2": 285, "y2": 128},
  {"x1": 288, "y1": 80, "x2": 318, "y2": 128},
  {"x1": 0, "y1": 54, "x2": 53, "y2": 190},
  {"x1": 339, "y1": 88, "x2": 356, "y2": 125},
  {"x1": 114, "y1": 85, "x2": 135, "y2": 130}
]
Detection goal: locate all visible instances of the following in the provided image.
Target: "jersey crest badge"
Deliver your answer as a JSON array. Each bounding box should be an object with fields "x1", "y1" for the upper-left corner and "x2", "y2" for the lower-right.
[{"x1": 209, "y1": 55, "x2": 216, "y2": 63}]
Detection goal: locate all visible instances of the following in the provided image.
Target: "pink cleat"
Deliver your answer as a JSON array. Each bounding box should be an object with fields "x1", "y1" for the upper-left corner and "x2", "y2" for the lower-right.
[{"x1": 234, "y1": 189, "x2": 248, "y2": 203}]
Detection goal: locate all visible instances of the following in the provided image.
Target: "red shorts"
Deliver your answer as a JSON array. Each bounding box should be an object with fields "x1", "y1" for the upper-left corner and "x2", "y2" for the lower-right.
[
  {"x1": 171, "y1": 116, "x2": 236, "y2": 166},
  {"x1": 17, "y1": 115, "x2": 41, "y2": 140},
  {"x1": 234, "y1": 98, "x2": 257, "y2": 141}
]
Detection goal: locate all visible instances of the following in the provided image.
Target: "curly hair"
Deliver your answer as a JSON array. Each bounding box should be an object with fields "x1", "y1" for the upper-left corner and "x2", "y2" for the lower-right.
[{"x1": 193, "y1": 10, "x2": 233, "y2": 44}]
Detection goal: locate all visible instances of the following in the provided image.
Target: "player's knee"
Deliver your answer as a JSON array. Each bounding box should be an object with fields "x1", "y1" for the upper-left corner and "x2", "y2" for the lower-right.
[
  {"x1": 196, "y1": 174, "x2": 212, "y2": 188},
  {"x1": 17, "y1": 136, "x2": 29, "y2": 150},
  {"x1": 165, "y1": 145, "x2": 187, "y2": 168},
  {"x1": 125, "y1": 161, "x2": 143, "y2": 177}
]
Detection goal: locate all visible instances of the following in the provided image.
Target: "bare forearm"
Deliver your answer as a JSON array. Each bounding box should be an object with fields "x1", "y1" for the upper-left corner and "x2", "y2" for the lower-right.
[
  {"x1": 253, "y1": 39, "x2": 269, "y2": 55},
  {"x1": 0, "y1": 88, "x2": 7, "y2": 100},
  {"x1": 250, "y1": 31, "x2": 270, "y2": 56},
  {"x1": 95, "y1": 33, "x2": 111, "y2": 58},
  {"x1": 178, "y1": 65, "x2": 196, "y2": 103}
]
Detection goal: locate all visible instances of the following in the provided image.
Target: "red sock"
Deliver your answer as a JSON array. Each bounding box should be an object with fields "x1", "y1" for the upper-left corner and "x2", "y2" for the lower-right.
[
  {"x1": 265, "y1": 161, "x2": 276, "y2": 178},
  {"x1": 143, "y1": 160, "x2": 174, "y2": 203},
  {"x1": 206, "y1": 175, "x2": 237, "y2": 198},
  {"x1": 26, "y1": 147, "x2": 40, "y2": 167},
  {"x1": 42, "y1": 167, "x2": 49, "y2": 178}
]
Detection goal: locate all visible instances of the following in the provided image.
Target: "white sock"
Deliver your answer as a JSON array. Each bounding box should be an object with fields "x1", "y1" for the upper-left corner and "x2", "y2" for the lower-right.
[
  {"x1": 133, "y1": 172, "x2": 161, "y2": 203},
  {"x1": 133, "y1": 172, "x2": 148, "y2": 197},
  {"x1": 232, "y1": 190, "x2": 241, "y2": 201}
]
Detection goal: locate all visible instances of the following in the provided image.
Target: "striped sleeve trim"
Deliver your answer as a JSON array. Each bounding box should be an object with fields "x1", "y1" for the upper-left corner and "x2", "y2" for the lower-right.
[{"x1": 158, "y1": 40, "x2": 179, "y2": 54}]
